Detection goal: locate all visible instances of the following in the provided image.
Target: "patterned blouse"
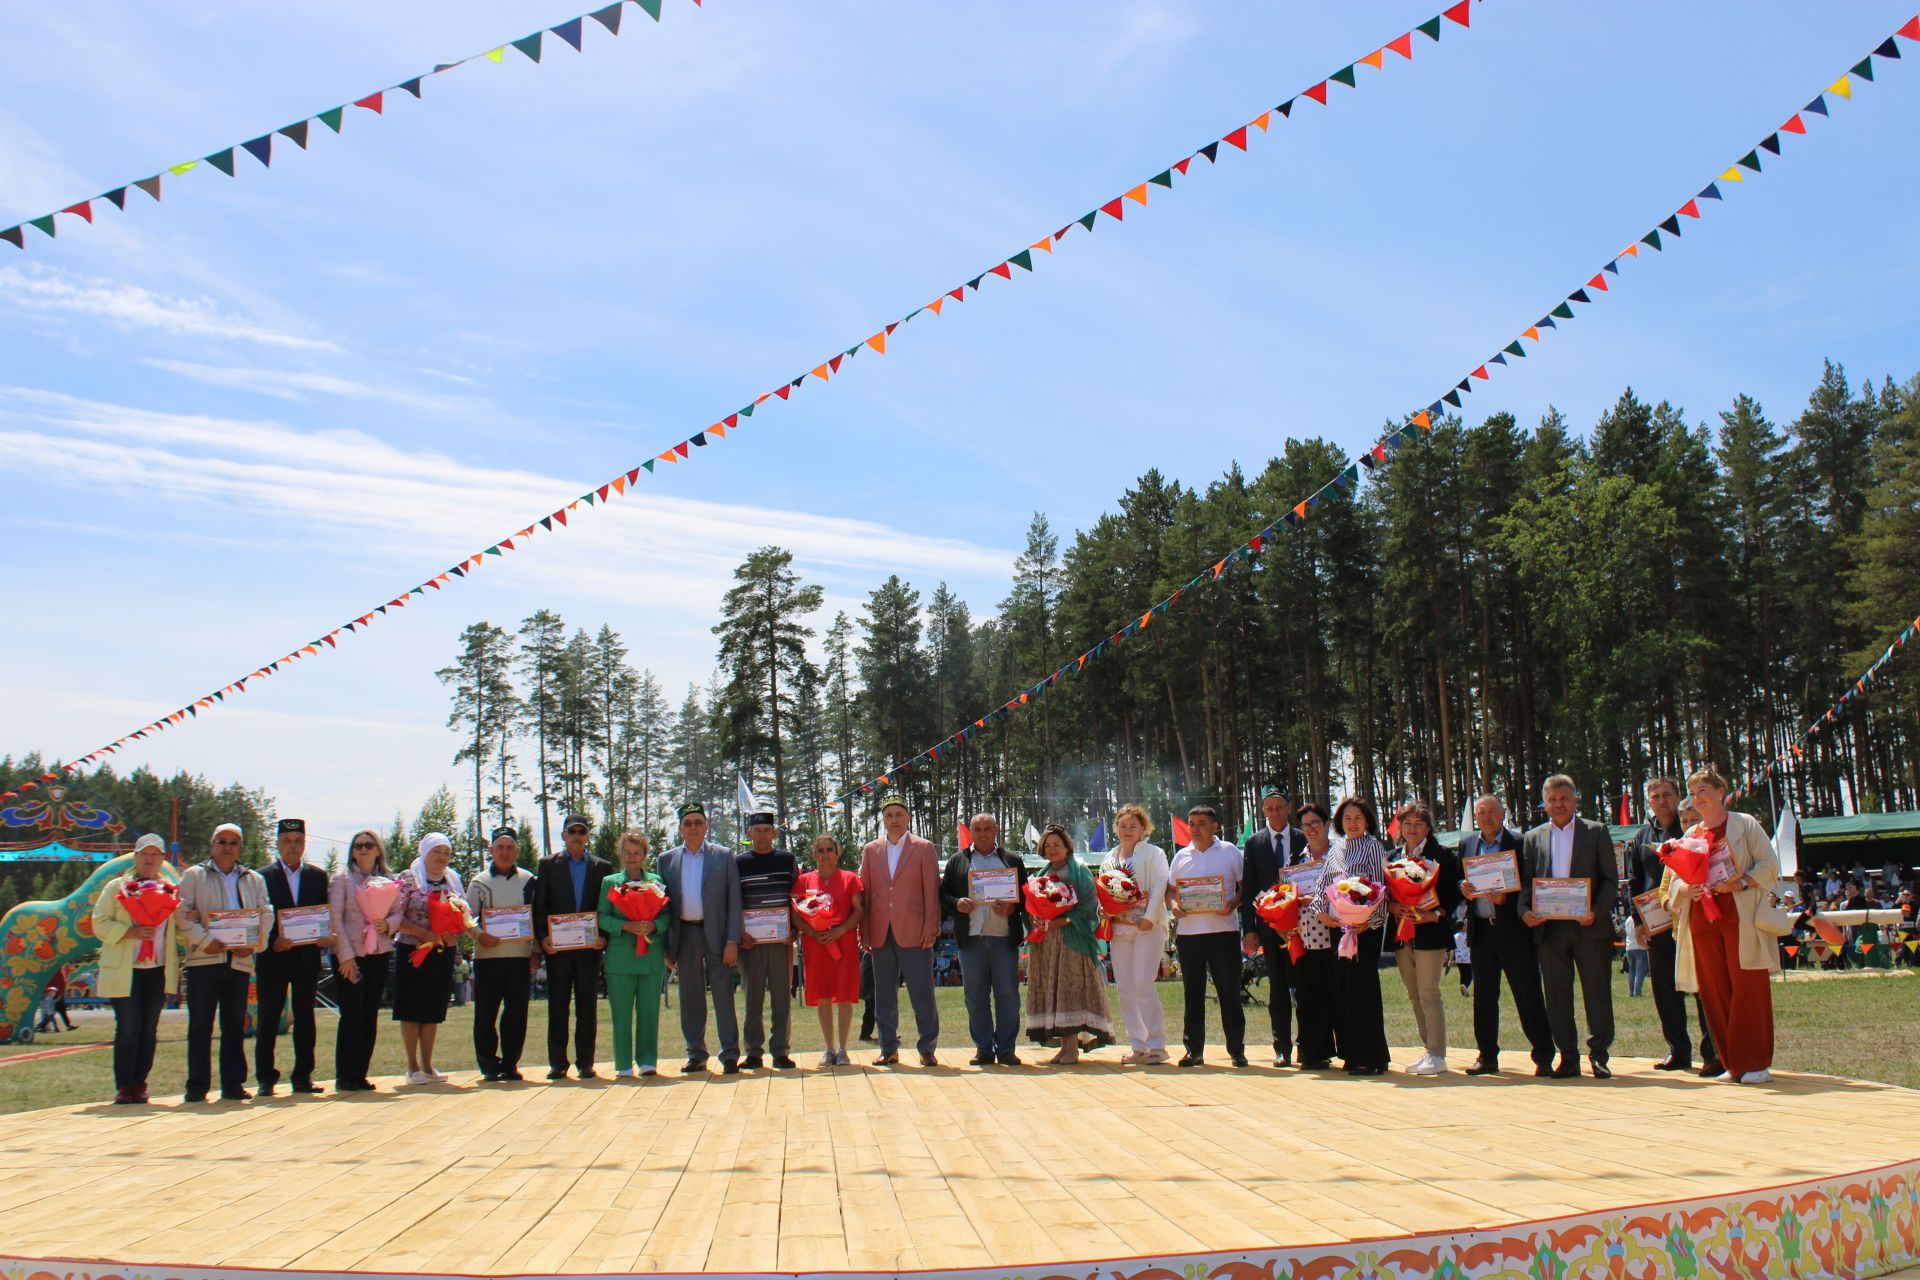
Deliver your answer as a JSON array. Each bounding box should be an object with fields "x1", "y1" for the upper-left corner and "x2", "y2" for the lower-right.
[
  {"x1": 1310, "y1": 834, "x2": 1389, "y2": 931},
  {"x1": 1291, "y1": 851, "x2": 1336, "y2": 950},
  {"x1": 395, "y1": 873, "x2": 455, "y2": 932}
]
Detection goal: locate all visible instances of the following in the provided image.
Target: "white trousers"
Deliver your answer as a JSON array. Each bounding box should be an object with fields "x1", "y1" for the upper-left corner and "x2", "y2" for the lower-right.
[{"x1": 1109, "y1": 923, "x2": 1168, "y2": 1052}]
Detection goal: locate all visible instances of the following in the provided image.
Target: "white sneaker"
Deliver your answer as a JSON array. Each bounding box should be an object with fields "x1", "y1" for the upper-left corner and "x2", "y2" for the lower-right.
[
  {"x1": 1406, "y1": 1054, "x2": 1443, "y2": 1076},
  {"x1": 424, "y1": 1067, "x2": 447, "y2": 1082},
  {"x1": 1120, "y1": 1049, "x2": 1147, "y2": 1065},
  {"x1": 1740, "y1": 1069, "x2": 1772, "y2": 1084},
  {"x1": 1424, "y1": 1053, "x2": 1449, "y2": 1074},
  {"x1": 1718, "y1": 1071, "x2": 1740, "y2": 1082},
  {"x1": 1145, "y1": 1049, "x2": 1170, "y2": 1065},
  {"x1": 615, "y1": 1067, "x2": 635, "y2": 1078},
  {"x1": 405, "y1": 1069, "x2": 431, "y2": 1085},
  {"x1": 639, "y1": 1065, "x2": 657, "y2": 1077}
]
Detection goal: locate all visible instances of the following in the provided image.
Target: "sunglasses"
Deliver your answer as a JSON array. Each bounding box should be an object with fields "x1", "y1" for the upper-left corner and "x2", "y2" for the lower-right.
[{"x1": 352, "y1": 841, "x2": 377, "y2": 850}]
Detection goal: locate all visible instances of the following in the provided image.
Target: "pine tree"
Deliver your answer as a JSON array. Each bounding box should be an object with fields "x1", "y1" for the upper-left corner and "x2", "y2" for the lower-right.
[
  {"x1": 516, "y1": 609, "x2": 568, "y2": 855},
  {"x1": 712, "y1": 547, "x2": 825, "y2": 820},
  {"x1": 436, "y1": 621, "x2": 521, "y2": 848}
]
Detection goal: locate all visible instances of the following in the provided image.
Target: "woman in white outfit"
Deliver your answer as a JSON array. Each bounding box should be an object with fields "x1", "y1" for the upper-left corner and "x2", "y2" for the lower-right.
[{"x1": 1099, "y1": 804, "x2": 1170, "y2": 1064}]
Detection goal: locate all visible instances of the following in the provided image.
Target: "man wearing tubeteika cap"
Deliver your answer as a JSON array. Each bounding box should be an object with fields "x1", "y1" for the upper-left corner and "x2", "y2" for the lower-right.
[
  {"x1": 657, "y1": 801, "x2": 744, "y2": 1073},
  {"x1": 468, "y1": 825, "x2": 538, "y2": 1081},
  {"x1": 859, "y1": 794, "x2": 942, "y2": 1066},
  {"x1": 256, "y1": 817, "x2": 331, "y2": 1095},
  {"x1": 736, "y1": 811, "x2": 797, "y2": 1070},
  {"x1": 532, "y1": 813, "x2": 611, "y2": 1079}
]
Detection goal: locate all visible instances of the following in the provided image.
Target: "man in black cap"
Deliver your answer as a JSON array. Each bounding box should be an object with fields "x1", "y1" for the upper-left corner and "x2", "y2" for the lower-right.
[
  {"x1": 532, "y1": 813, "x2": 611, "y2": 1079},
  {"x1": 657, "y1": 801, "x2": 744, "y2": 1073},
  {"x1": 467, "y1": 826, "x2": 539, "y2": 1081},
  {"x1": 256, "y1": 817, "x2": 330, "y2": 1095},
  {"x1": 1240, "y1": 788, "x2": 1304, "y2": 1067},
  {"x1": 736, "y1": 811, "x2": 797, "y2": 1070}
]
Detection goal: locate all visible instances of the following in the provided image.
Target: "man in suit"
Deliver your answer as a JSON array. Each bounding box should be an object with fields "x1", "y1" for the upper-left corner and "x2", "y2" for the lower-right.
[
  {"x1": 859, "y1": 794, "x2": 942, "y2": 1066},
  {"x1": 657, "y1": 801, "x2": 743, "y2": 1073},
  {"x1": 176, "y1": 823, "x2": 274, "y2": 1102},
  {"x1": 255, "y1": 817, "x2": 330, "y2": 1095},
  {"x1": 1624, "y1": 776, "x2": 1718, "y2": 1077},
  {"x1": 1522, "y1": 775, "x2": 1619, "y2": 1078},
  {"x1": 1239, "y1": 787, "x2": 1305, "y2": 1066},
  {"x1": 532, "y1": 813, "x2": 611, "y2": 1080},
  {"x1": 1457, "y1": 795, "x2": 1554, "y2": 1076}
]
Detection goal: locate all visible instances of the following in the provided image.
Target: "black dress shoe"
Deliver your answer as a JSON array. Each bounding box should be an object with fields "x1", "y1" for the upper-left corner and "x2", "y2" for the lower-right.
[
  {"x1": 291, "y1": 1080, "x2": 324, "y2": 1094},
  {"x1": 478, "y1": 1070, "x2": 501, "y2": 1083},
  {"x1": 683, "y1": 1058, "x2": 708, "y2": 1074},
  {"x1": 1178, "y1": 1053, "x2": 1204, "y2": 1068},
  {"x1": 743, "y1": 1054, "x2": 764, "y2": 1070},
  {"x1": 1465, "y1": 1059, "x2": 1500, "y2": 1076},
  {"x1": 547, "y1": 1068, "x2": 570, "y2": 1081},
  {"x1": 1300, "y1": 1058, "x2": 1334, "y2": 1070},
  {"x1": 222, "y1": 1088, "x2": 253, "y2": 1101},
  {"x1": 1274, "y1": 1049, "x2": 1293, "y2": 1067},
  {"x1": 577, "y1": 1069, "x2": 599, "y2": 1081},
  {"x1": 995, "y1": 1051, "x2": 1022, "y2": 1067},
  {"x1": 255, "y1": 1083, "x2": 276, "y2": 1097},
  {"x1": 874, "y1": 1052, "x2": 900, "y2": 1066},
  {"x1": 919, "y1": 1050, "x2": 940, "y2": 1068},
  {"x1": 499, "y1": 1069, "x2": 523, "y2": 1082},
  {"x1": 1699, "y1": 1061, "x2": 1725, "y2": 1079},
  {"x1": 1534, "y1": 1063, "x2": 1554, "y2": 1077},
  {"x1": 1347, "y1": 1064, "x2": 1384, "y2": 1076},
  {"x1": 1551, "y1": 1059, "x2": 1580, "y2": 1079},
  {"x1": 1589, "y1": 1059, "x2": 1612, "y2": 1079},
  {"x1": 772, "y1": 1056, "x2": 796, "y2": 1069},
  {"x1": 720, "y1": 1061, "x2": 741, "y2": 1075},
  {"x1": 184, "y1": 1091, "x2": 208, "y2": 1104},
  {"x1": 1653, "y1": 1056, "x2": 1690, "y2": 1072},
  {"x1": 970, "y1": 1052, "x2": 995, "y2": 1066},
  {"x1": 1230, "y1": 1055, "x2": 1250, "y2": 1068}
]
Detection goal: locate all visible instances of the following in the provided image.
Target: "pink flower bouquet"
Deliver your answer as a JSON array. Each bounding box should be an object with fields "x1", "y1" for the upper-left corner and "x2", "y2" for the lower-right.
[{"x1": 1325, "y1": 876, "x2": 1384, "y2": 959}]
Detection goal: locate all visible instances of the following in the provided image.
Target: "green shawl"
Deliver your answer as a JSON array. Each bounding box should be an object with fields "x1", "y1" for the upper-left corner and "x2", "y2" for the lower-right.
[{"x1": 1041, "y1": 855, "x2": 1101, "y2": 959}]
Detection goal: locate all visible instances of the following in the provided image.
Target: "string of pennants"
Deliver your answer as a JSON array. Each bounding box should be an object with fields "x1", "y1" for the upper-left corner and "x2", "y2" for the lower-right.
[
  {"x1": 11, "y1": 2, "x2": 1490, "y2": 800},
  {"x1": 806, "y1": 12, "x2": 1920, "y2": 816},
  {"x1": 2, "y1": 0, "x2": 700, "y2": 252}
]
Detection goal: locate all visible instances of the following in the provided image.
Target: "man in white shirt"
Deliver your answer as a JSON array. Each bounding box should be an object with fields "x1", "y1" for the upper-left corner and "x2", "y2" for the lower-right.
[
  {"x1": 1521, "y1": 775, "x2": 1619, "y2": 1079},
  {"x1": 1168, "y1": 805, "x2": 1247, "y2": 1068}
]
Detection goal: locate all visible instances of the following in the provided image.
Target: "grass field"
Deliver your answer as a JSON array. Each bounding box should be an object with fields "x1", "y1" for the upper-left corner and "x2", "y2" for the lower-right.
[{"x1": 3, "y1": 966, "x2": 1912, "y2": 1115}]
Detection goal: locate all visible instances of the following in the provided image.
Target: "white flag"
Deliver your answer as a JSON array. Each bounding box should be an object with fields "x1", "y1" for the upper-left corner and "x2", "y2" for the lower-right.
[
  {"x1": 1025, "y1": 819, "x2": 1042, "y2": 851},
  {"x1": 1458, "y1": 800, "x2": 1474, "y2": 836},
  {"x1": 1773, "y1": 802, "x2": 1799, "y2": 878},
  {"x1": 737, "y1": 773, "x2": 762, "y2": 815}
]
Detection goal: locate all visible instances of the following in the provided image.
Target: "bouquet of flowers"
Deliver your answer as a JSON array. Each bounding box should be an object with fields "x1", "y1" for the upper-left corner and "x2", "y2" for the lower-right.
[
  {"x1": 793, "y1": 888, "x2": 851, "y2": 960},
  {"x1": 354, "y1": 876, "x2": 401, "y2": 954},
  {"x1": 1383, "y1": 856, "x2": 1439, "y2": 942},
  {"x1": 606, "y1": 879, "x2": 671, "y2": 957},
  {"x1": 116, "y1": 878, "x2": 181, "y2": 965},
  {"x1": 410, "y1": 889, "x2": 475, "y2": 967},
  {"x1": 1092, "y1": 866, "x2": 1145, "y2": 941},
  {"x1": 1324, "y1": 876, "x2": 1384, "y2": 959},
  {"x1": 1656, "y1": 834, "x2": 1723, "y2": 922},
  {"x1": 1022, "y1": 873, "x2": 1078, "y2": 943},
  {"x1": 1253, "y1": 883, "x2": 1305, "y2": 961}
]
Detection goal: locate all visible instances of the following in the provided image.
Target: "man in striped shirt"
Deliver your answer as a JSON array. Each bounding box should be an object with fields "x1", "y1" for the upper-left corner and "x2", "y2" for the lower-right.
[{"x1": 736, "y1": 812, "x2": 798, "y2": 1070}]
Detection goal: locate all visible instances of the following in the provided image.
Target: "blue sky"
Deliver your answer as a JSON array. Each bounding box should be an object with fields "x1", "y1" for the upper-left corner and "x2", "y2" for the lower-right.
[{"x1": 4, "y1": 1, "x2": 1916, "y2": 854}]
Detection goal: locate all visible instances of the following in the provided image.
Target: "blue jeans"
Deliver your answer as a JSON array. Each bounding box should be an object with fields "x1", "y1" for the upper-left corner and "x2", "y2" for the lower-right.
[
  {"x1": 1626, "y1": 949, "x2": 1650, "y2": 997},
  {"x1": 960, "y1": 934, "x2": 1021, "y2": 1055}
]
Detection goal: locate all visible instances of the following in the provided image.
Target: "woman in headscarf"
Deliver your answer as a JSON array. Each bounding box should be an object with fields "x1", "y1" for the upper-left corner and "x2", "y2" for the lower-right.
[
  {"x1": 1024, "y1": 824, "x2": 1112, "y2": 1063},
  {"x1": 391, "y1": 833, "x2": 467, "y2": 1084}
]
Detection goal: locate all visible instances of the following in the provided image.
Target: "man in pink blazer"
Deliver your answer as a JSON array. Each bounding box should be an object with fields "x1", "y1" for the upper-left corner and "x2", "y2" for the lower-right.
[{"x1": 859, "y1": 794, "x2": 942, "y2": 1066}]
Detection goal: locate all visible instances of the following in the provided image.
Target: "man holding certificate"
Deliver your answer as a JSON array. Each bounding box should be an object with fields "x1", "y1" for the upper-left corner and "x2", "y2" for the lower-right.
[
  {"x1": 177, "y1": 823, "x2": 273, "y2": 1102},
  {"x1": 467, "y1": 826, "x2": 537, "y2": 1081},
  {"x1": 1168, "y1": 805, "x2": 1246, "y2": 1069},
  {"x1": 940, "y1": 813, "x2": 1028, "y2": 1066},
  {"x1": 1624, "y1": 777, "x2": 1717, "y2": 1077},
  {"x1": 256, "y1": 817, "x2": 331, "y2": 1096},
  {"x1": 1456, "y1": 796, "x2": 1554, "y2": 1077},
  {"x1": 532, "y1": 815, "x2": 611, "y2": 1080},
  {"x1": 1521, "y1": 775, "x2": 1619, "y2": 1078},
  {"x1": 736, "y1": 812, "x2": 798, "y2": 1070}
]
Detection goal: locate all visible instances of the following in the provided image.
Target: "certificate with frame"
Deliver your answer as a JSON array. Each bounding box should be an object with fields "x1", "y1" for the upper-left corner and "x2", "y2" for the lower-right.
[
  {"x1": 744, "y1": 906, "x2": 791, "y2": 944},
  {"x1": 1282, "y1": 862, "x2": 1326, "y2": 897},
  {"x1": 1532, "y1": 877, "x2": 1592, "y2": 920},
  {"x1": 484, "y1": 905, "x2": 532, "y2": 940},
  {"x1": 547, "y1": 911, "x2": 599, "y2": 951},
  {"x1": 206, "y1": 908, "x2": 261, "y2": 949},
  {"x1": 1462, "y1": 851, "x2": 1521, "y2": 898},
  {"x1": 277, "y1": 905, "x2": 330, "y2": 944},
  {"x1": 968, "y1": 867, "x2": 1019, "y2": 903},
  {"x1": 1176, "y1": 875, "x2": 1226, "y2": 915},
  {"x1": 1633, "y1": 890, "x2": 1673, "y2": 937}
]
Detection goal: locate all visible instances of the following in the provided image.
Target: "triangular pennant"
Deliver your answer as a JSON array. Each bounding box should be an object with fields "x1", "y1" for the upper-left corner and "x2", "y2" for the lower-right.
[
  {"x1": 135, "y1": 175, "x2": 162, "y2": 200},
  {"x1": 1641, "y1": 230, "x2": 1662, "y2": 250},
  {"x1": 1503, "y1": 341, "x2": 1525, "y2": 357},
  {"x1": 1805, "y1": 94, "x2": 1829, "y2": 116},
  {"x1": 590, "y1": 3, "x2": 624, "y2": 33},
  {"x1": 399, "y1": 77, "x2": 423, "y2": 98},
  {"x1": 1329, "y1": 65, "x2": 1356, "y2": 89},
  {"x1": 484, "y1": 47, "x2": 506, "y2": 63},
  {"x1": 1570, "y1": 287, "x2": 1593, "y2": 303},
  {"x1": 206, "y1": 148, "x2": 237, "y2": 176},
  {"x1": 354, "y1": 92, "x2": 384, "y2": 115},
  {"x1": 1360, "y1": 49, "x2": 1384, "y2": 70},
  {"x1": 1781, "y1": 114, "x2": 1806, "y2": 135},
  {"x1": 1678, "y1": 198, "x2": 1701, "y2": 219},
  {"x1": 552, "y1": 16, "x2": 585, "y2": 50},
  {"x1": 1759, "y1": 132, "x2": 1781, "y2": 155},
  {"x1": 989, "y1": 261, "x2": 1012, "y2": 280},
  {"x1": 1829, "y1": 75, "x2": 1853, "y2": 100},
  {"x1": 1587, "y1": 272, "x2": 1609, "y2": 291},
  {"x1": 641, "y1": 458, "x2": 655, "y2": 473},
  {"x1": 1100, "y1": 197, "x2": 1125, "y2": 220},
  {"x1": 1443, "y1": 389, "x2": 1462, "y2": 407},
  {"x1": 636, "y1": 0, "x2": 663, "y2": 18},
  {"x1": 865, "y1": 332, "x2": 886, "y2": 354},
  {"x1": 513, "y1": 32, "x2": 544, "y2": 62},
  {"x1": 1442, "y1": 0, "x2": 1470, "y2": 25},
  {"x1": 103, "y1": 186, "x2": 128, "y2": 210},
  {"x1": 1736, "y1": 149, "x2": 1761, "y2": 171},
  {"x1": 279, "y1": 119, "x2": 310, "y2": 149},
  {"x1": 62, "y1": 201, "x2": 93, "y2": 223},
  {"x1": 1276, "y1": 98, "x2": 1294, "y2": 117},
  {"x1": 241, "y1": 135, "x2": 273, "y2": 167},
  {"x1": 319, "y1": 106, "x2": 345, "y2": 133},
  {"x1": 1523, "y1": 326, "x2": 1539, "y2": 341},
  {"x1": 1388, "y1": 31, "x2": 1414, "y2": 58},
  {"x1": 168, "y1": 160, "x2": 199, "y2": 175},
  {"x1": 1899, "y1": 16, "x2": 1920, "y2": 40},
  {"x1": 1850, "y1": 57, "x2": 1874, "y2": 81},
  {"x1": 1489, "y1": 353, "x2": 1507, "y2": 366},
  {"x1": 1551, "y1": 301, "x2": 1575, "y2": 319},
  {"x1": 0, "y1": 227, "x2": 22, "y2": 249},
  {"x1": 1303, "y1": 81, "x2": 1329, "y2": 105},
  {"x1": 1172, "y1": 157, "x2": 1191, "y2": 175},
  {"x1": 1470, "y1": 364, "x2": 1489, "y2": 380},
  {"x1": 1698, "y1": 182, "x2": 1721, "y2": 200},
  {"x1": 1148, "y1": 169, "x2": 1174, "y2": 190},
  {"x1": 829, "y1": 352, "x2": 845, "y2": 372},
  {"x1": 29, "y1": 215, "x2": 55, "y2": 238},
  {"x1": 812, "y1": 363, "x2": 831, "y2": 381},
  {"x1": 1658, "y1": 215, "x2": 1681, "y2": 235},
  {"x1": 1198, "y1": 141, "x2": 1221, "y2": 162},
  {"x1": 1009, "y1": 249, "x2": 1033, "y2": 272},
  {"x1": 1417, "y1": 16, "x2": 1441, "y2": 39},
  {"x1": 1124, "y1": 182, "x2": 1150, "y2": 204}
]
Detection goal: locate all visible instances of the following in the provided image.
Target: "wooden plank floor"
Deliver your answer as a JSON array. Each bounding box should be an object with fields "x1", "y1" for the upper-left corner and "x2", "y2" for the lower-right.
[{"x1": 3, "y1": 1047, "x2": 1917, "y2": 1275}]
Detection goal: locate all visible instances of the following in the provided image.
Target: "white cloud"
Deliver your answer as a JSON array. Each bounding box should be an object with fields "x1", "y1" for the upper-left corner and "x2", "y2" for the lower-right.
[
  {"x1": 142, "y1": 358, "x2": 486, "y2": 414},
  {"x1": 0, "y1": 263, "x2": 340, "y2": 351}
]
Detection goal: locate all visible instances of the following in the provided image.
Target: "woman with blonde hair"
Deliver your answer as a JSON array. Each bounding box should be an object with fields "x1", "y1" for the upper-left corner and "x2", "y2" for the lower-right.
[
  {"x1": 1098, "y1": 804, "x2": 1170, "y2": 1064},
  {"x1": 329, "y1": 828, "x2": 402, "y2": 1091},
  {"x1": 598, "y1": 829, "x2": 672, "y2": 1077}
]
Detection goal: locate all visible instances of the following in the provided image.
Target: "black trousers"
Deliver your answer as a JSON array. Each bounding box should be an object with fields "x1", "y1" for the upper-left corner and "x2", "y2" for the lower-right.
[
  {"x1": 185, "y1": 962, "x2": 251, "y2": 1097},
  {"x1": 1254, "y1": 925, "x2": 1295, "y2": 1057},
  {"x1": 333, "y1": 952, "x2": 389, "y2": 1087},
  {"x1": 1647, "y1": 930, "x2": 1716, "y2": 1066},
  {"x1": 254, "y1": 950, "x2": 319, "y2": 1087},
  {"x1": 1469, "y1": 925, "x2": 1555, "y2": 1066},
  {"x1": 546, "y1": 949, "x2": 601, "y2": 1073},
  {"x1": 1537, "y1": 927, "x2": 1616, "y2": 1063},
  {"x1": 1175, "y1": 931, "x2": 1244, "y2": 1058},
  {"x1": 111, "y1": 966, "x2": 167, "y2": 1091},
  {"x1": 1330, "y1": 927, "x2": 1389, "y2": 1070},
  {"x1": 1291, "y1": 947, "x2": 1338, "y2": 1064},
  {"x1": 474, "y1": 956, "x2": 531, "y2": 1075}
]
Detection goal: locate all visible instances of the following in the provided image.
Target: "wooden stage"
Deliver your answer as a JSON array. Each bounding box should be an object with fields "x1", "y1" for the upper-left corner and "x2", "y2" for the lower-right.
[{"x1": 4, "y1": 1046, "x2": 1919, "y2": 1280}]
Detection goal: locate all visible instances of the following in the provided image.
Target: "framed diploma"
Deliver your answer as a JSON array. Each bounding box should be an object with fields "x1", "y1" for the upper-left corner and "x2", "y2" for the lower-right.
[
  {"x1": 484, "y1": 905, "x2": 532, "y2": 940},
  {"x1": 744, "y1": 906, "x2": 791, "y2": 944},
  {"x1": 547, "y1": 911, "x2": 599, "y2": 951},
  {"x1": 1633, "y1": 890, "x2": 1673, "y2": 937},
  {"x1": 1176, "y1": 875, "x2": 1226, "y2": 914},
  {"x1": 1461, "y1": 851, "x2": 1521, "y2": 897},
  {"x1": 968, "y1": 867, "x2": 1019, "y2": 903},
  {"x1": 277, "y1": 905, "x2": 330, "y2": 944},
  {"x1": 1532, "y1": 877, "x2": 1592, "y2": 920},
  {"x1": 1282, "y1": 862, "x2": 1325, "y2": 896},
  {"x1": 206, "y1": 908, "x2": 261, "y2": 949}
]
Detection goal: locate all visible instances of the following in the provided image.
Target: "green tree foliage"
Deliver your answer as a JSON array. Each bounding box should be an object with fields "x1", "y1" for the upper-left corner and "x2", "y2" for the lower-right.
[{"x1": 712, "y1": 547, "x2": 825, "y2": 821}]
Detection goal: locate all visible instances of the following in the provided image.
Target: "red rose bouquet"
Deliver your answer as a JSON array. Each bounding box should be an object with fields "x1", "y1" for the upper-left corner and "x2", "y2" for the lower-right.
[
  {"x1": 1023, "y1": 873, "x2": 1078, "y2": 943},
  {"x1": 1253, "y1": 883, "x2": 1305, "y2": 961},
  {"x1": 1383, "y1": 856, "x2": 1439, "y2": 942},
  {"x1": 411, "y1": 890, "x2": 475, "y2": 967},
  {"x1": 606, "y1": 879, "x2": 671, "y2": 956},
  {"x1": 1325, "y1": 876, "x2": 1384, "y2": 959},
  {"x1": 116, "y1": 878, "x2": 181, "y2": 965},
  {"x1": 1092, "y1": 866, "x2": 1145, "y2": 941},
  {"x1": 1656, "y1": 834, "x2": 1722, "y2": 922},
  {"x1": 792, "y1": 888, "x2": 849, "y2": 960}
]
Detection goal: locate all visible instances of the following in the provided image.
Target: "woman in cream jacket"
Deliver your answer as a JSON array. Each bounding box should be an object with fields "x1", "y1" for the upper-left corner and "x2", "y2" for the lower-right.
[{"x1": 91, "y1": 835, "x2": 181, "y2": 1104}]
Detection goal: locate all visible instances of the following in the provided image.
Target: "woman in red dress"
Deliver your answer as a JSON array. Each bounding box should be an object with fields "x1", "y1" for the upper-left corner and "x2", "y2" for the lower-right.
[{"x1": 794, "y1": 834, "x2": 865, "y2": 1067}]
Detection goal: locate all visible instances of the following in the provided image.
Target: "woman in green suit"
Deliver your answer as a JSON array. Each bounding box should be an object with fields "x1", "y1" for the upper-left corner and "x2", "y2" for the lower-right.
[{"x1": 598, "y1": 830, "x2": 674, "y2": 1077}]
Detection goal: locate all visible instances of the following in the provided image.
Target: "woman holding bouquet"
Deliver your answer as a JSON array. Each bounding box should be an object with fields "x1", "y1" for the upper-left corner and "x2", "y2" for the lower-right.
[
  {"x1": 91, "y1": 834, "x2": 180, "y2": 1104},
  {"x1": 598, "y1": 830, "x2": 673, "y2": 1077},
  {"x1": 1289, "y1": 803, "x2": 1338, "y2": 1068},
  {"x1": 1025, "y1": 825, "x2": 1112, "y2": 1062},
  {"x1": 329, "y1": 828, "x2": 403, "y2": 1091},
  {"x1": 1098, "y1": 805, "x2": 1169, "y2": 1064},
  {"x1": 794, "y1": 833, "x2": 865, "y2": 1066},
  {"x1": 392, "y1": 833, "x2": 467, "y2": 1084},
  {"x1": 1312, "y1": 797, "x2": 1390, "y2": 1075},
  {"x1": 1661, "y1": 766, "x2": 1779, "y2": 1083},
  {"x1": 1386, "y1": 802, "x2": 1463, "y2": 1076}
]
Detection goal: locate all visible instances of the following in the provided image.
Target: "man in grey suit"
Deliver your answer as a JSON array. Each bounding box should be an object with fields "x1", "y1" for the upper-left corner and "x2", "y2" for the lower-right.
[
  {"x1": 657, "y1": 801, "x2": 743, "y2": 1074},
  {"x1": 1522, "y1": 774, "x2": 1619, "y2": 1079}
]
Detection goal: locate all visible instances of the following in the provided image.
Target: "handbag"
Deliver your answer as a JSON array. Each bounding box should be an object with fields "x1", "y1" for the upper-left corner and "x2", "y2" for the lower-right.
[{"x1": 1753, "y1": 893, "x2": 1795, "y2": 938}]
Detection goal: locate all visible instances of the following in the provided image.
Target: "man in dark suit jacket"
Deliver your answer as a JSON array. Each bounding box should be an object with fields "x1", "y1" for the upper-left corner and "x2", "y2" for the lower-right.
[
  {"x1": 532, "y1": 814, "x2": 612, "y2": 1079},
  {"x1": 1457, "y1": 796, "x2": 1554, "y2": 1076},
  {"x1": 1623, "y1": 777, "x2": 1718, "y2": 1076},
  {"x1": 256, "y1": 817, "x2": 331, "y2": 1095},
  {"x1": 1238, "y1": 789, "x2": 1305, "y2": 1066},
  {"x1": 1522, "y1": 776, "x2": 1620, "y2": 1078},
  {"x1": 657, "y1": 801, "x2": 743, "y2": 1073}
]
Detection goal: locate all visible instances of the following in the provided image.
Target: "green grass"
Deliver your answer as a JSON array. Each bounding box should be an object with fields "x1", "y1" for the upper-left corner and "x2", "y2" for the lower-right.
[{"x1": 3, "y1": 966, "x2": 1913, "y2": 1115}]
